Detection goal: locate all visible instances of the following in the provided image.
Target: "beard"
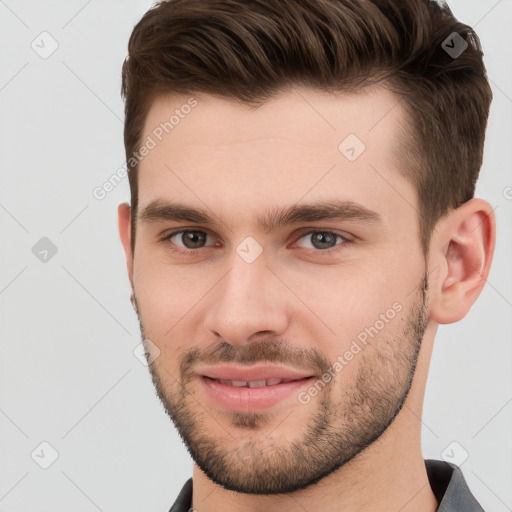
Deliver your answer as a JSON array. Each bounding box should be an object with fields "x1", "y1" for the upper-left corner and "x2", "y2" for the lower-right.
[{"x1": 132, "y1": 270, "x2": 429, "y2": 495}]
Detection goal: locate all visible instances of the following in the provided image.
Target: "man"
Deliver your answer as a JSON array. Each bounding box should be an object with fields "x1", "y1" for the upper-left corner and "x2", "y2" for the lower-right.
[{"x1": 118, "y1": 0, "x2": 495, "y2": 510}]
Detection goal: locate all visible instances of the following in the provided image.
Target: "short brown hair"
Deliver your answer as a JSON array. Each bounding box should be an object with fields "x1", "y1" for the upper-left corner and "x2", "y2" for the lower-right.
[{"x1": 121, "y1": 0, "x2": 492, "y2": 255}]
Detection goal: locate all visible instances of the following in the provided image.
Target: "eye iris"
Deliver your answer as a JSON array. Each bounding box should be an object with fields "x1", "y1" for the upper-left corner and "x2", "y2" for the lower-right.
[
  {"x1": 311, "y1": 232, "x2": 337, "y2": 250},
  {"x1": 182, "y1": 231, "x2": 206, "y2": 249}
]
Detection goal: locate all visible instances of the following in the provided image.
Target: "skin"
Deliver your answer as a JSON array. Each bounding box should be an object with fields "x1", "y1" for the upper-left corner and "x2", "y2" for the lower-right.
[{"x1": 118, "y1": 86, "x2": 495, "y2": 512}]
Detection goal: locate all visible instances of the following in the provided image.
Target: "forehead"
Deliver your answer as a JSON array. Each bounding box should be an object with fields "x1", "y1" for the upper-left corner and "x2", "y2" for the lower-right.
[
  {"x1": 137, "y1": 86, "x2": 415, "y2": 229},
  {"x1": 141, "y1": 86, "x2": 405, "y2": 156}
]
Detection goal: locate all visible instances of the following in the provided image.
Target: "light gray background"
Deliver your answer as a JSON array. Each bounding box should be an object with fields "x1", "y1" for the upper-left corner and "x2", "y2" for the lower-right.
[{"x1": 0, "y1": 0, "x2": 511, "y2": 511}]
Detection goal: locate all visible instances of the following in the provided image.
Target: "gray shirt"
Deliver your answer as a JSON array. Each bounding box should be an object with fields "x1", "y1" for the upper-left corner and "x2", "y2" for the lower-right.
[{"x1": 168, "y1": 459, "x2": 485, "y2": 511}]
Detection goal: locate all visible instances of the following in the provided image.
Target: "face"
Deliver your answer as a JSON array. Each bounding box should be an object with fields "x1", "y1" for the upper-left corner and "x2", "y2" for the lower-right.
[{"x1": 126, "y1": 86, "x2": 431, "y2": 494}]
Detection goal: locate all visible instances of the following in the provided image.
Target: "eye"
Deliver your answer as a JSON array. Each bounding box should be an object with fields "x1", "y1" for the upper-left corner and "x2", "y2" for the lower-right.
[
  {"x1": 164, "y1": 229, "x2": 217, "y2": 251},
  {"x1": 294, "y1": 230, "x2": 349, "y2": 252},
  {"x1": 161, "y1": 228, "x2": 352, "y2": 255}
]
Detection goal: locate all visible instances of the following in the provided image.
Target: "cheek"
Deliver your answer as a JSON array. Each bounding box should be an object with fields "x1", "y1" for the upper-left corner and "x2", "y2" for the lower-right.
[
  {"x1": 288, "y1": 262, "x2": 388, "y2": 329},
  {"x1": 132, "y1": 253, "x2": 209, "y2": 348},
  {"x1": 286, "y1": 258, "x2": 413, "y2": 356}
]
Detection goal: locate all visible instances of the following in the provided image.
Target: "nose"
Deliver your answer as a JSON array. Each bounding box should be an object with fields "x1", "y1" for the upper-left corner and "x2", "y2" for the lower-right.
[{"x1": 203, "y1": 253, "x2": 289, "y2": 346}]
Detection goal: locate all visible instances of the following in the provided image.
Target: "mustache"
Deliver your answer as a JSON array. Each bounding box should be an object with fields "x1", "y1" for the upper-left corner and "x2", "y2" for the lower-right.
[{"x1": 179, "y1": 339, "x2": 332, "y2": 382}]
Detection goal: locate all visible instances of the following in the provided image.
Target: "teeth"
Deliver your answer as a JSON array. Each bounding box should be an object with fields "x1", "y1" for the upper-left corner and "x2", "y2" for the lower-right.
[
  {"x1": 215, "y1": 378, "x2": 292, "y2": 387},
  {"x1": 230, "y1": 380, "x2": 248, "y2": 387},
  {"x1": 248, "y1": 380, "x2": 267, "y2": 388}
]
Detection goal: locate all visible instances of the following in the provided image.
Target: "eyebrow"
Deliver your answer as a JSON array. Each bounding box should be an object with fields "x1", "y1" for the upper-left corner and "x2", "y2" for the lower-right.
[{"x1": 138, "y1": 199, "x2": 383, "y2": 233}]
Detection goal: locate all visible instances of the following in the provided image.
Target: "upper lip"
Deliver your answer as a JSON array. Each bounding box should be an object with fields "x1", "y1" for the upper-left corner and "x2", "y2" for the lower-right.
[{"x1": 198, "y1": 365, "x2": 315, "y2": 382}]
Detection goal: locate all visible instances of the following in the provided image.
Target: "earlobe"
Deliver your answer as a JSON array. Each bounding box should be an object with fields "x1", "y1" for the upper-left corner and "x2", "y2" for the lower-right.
[
  {"x1": 118, "y1": 202, "x2": 134, "y2": 287},
  {"x1": 428, "y1": 198, "x2": 496, "y2": 325}
]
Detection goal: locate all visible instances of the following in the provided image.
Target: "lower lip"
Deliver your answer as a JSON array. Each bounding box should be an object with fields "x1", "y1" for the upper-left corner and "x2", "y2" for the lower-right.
[{"x1": 200, "y1": 376, "x2": 315, "y2": 411}]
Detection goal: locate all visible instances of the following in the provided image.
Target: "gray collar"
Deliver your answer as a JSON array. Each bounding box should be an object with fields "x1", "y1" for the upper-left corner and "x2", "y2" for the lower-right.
[{"x1": 425, "y1": 459, "x2": 485, "y2": 511}]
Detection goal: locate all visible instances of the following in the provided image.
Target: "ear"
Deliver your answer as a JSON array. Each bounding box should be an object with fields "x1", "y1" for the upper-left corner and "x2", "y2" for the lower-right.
[
  {"x1": 118, "y1": 202, "x2": 134, "y2": 288},
  {"x1": 428, "y1": 198, "x2": 496, "y2": 324}
]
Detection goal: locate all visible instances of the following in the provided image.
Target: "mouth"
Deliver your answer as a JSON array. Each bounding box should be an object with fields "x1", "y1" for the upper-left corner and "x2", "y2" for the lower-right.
[
  {"x1": 198, "y1": 363, "x2": 315, "y2": 382},
  {"x1": 202, "y1": 376, "x2": 312, "y2": 387},
  {"x1": 199, "y1": 374, "x2": 316, "y2": 411}
]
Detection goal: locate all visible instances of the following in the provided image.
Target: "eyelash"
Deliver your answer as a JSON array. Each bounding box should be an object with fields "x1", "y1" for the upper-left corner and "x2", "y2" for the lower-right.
[{"x1": 160, "y1": 229, "x2": 353, "y2": 256}]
